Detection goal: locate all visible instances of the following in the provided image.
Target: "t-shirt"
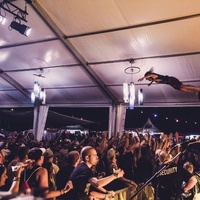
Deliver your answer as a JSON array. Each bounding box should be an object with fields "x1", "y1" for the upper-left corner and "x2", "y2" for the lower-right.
[
  {"x1": 56, "y1": 165, "x2": 75, "y2": 200},
  {"x1": 153, "y1": 162, "x2": 193, "y2": 199},
  {"x1": 69, "y1": 162, "x2": 93, "y2": 199}
]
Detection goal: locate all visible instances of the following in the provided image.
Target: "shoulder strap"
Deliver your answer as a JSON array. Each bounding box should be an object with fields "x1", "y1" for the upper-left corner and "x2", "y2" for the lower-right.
[{"x1": 26, "y1": 167, "x2": 42, "y2": 182}]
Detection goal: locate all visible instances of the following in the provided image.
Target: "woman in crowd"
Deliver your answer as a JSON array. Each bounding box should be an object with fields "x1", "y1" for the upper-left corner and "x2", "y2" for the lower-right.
[
  {"x1": 138, "y1": 67, "x2": 200, "y2": 99},
  {"x1": 0, "y1": 164, "x2": 23, "y2": 197},
  {"x1": 20, "y1": 147, "x2": 73, "y2": 199}
]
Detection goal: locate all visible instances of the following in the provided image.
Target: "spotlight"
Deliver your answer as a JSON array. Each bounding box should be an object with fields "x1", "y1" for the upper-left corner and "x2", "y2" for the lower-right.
[
  {"x1": 0, "y1": 15, "x2": 6, "y2": 25},
  {"x1": 10, "y1": 20, "x2": 31, "y2": 36}
]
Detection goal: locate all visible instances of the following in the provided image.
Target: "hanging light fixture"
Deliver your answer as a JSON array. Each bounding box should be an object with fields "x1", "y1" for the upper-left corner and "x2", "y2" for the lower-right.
[
  {"x1": 0, "y1": 15, "x2": 6, "y2": 25},
  {"x1": 31, "y1": 81, "x2": 46, "y2": 105},
  {"x1": 1, "y1": 0, "x2": 32, "y2": 36},
  {"x1": 123, "y1": 60, "x2": 140, "y2": 109},
  {"x1": 9, "y1": 19, "x2": 31, "y2": 36},
  {"x1": 0, "y1": 5, "x2": 7, "y2": 25},
  {"x1": 138, "y1": 88, "x2": 143, "y2": 105}
]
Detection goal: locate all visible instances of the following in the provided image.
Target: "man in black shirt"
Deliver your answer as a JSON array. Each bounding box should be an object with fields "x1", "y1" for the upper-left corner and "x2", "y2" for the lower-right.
[
  {"x1": 152, "y1": 150, "x2": 197, "y2": 200},
  {"x1": 69, "y1": 146, "x2": 124, "y2": 200},
  {"x1": 56, "y1": 150, "x2": 80, "y2": 200}
]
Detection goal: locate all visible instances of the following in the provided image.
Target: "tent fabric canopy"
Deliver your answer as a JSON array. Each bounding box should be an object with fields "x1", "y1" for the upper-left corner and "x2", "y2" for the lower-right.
[
  {"x1": 0, "y1": 0, "x2": 200, "y2": 108},
  {"x1": 143, "y1": 118, "x2": 161, "y2": 133}
]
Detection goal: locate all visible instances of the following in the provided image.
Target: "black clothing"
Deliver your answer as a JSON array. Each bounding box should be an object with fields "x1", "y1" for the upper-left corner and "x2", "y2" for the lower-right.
[
  {"x1": 56, "y1": 164, "x2": 75, "y2": 200},
  {"x1": 135, "y1": 146, "x2": 156, "y2": 184},
  {"x1": 69, "y1": 162, "x2": 93, "y2": 200},
  {"x1": 152, "y1": 162, "x2": 193, "y2": 200},
  {"x1": 104, "y1": 161, "x2": 126, "y2": 191},
  {"x1": 135, "y1": 156, "x2": 155, "y2": 183},
  {"x1": 20, "y1": 165, "x2": 43, "y2": 197},
  {"x1": 118, "y1": 151, "x2": 135, "y2": 181},
  {"x1": 154, "y1": 74, "x2": 182, "y2": 90},
  {"x1": 20, "y1": 165, "x2": 41, "y2": 190}
]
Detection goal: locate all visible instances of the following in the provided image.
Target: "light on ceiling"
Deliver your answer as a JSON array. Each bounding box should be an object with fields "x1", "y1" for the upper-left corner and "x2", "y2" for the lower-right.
[
  {"x1": 129, "y1": 82, "x2": 135, "y2": 109},
  {"x1": 0, "y1": 0, "x2": 32, "y2": 35},
  {"x1": 138, "y1": 88, "x2": 143, "y2": 105},
  {"x1": 123, "y1": 82, "x2": 129, "y2": 103},
  {"x1": 31, "y1": 81, "x2": 46, "y2": 105},
  {"x1": 10, "y1": 20, "x2": 31, "y2": 36},
  {"x1": 123, "y1": 60, "x2": 140, "y2": 109},
  {"x1": 0, "y1": 15, "x2": 6, "y2": 25},
  {"x1": 123, "y1": 82, "x2": 135, "y2": 109}
]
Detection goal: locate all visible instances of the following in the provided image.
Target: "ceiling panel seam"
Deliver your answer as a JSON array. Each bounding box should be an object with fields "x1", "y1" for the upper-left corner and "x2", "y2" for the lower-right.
[
  {"x1": 0, "y1": 38, "x2": 59, "y2": 50},
  {"x1": 0, "y1": 69, "x2": 31, "y2": 98},
  {"x1": 64, "y1": 13, "x2": 200, "y2": 38},
  {"x1": 88, "y1": 51, "x2": 200, "y2": 66},
  {"x1": 31, "y1": 1, "x2": 119, "y2": 105}
]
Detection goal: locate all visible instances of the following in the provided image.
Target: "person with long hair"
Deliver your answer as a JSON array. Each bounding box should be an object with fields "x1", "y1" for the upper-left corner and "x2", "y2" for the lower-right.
[
  {"x1": 138, "y1": 68, "x2": 200, "y2": 99},
  {"x1": 0, "y1": 164, "x2": 23, "y2": 197}
]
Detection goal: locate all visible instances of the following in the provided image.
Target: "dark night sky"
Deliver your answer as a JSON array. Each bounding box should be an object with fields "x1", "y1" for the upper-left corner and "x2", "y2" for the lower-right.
[
  {"x1": 0, "y1": 107, "x2": 199, "y2": 134},
  {"x1": 125, "y1": 107, "x2": 200, "y2": 134}
]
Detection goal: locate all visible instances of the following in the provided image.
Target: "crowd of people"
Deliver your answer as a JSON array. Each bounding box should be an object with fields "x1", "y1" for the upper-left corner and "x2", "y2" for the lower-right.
[{"x1": 0, "y1": 129, "x2": 199, "y2": 200}]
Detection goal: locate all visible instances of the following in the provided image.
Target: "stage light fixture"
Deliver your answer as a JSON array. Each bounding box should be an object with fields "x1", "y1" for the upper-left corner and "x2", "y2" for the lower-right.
[
  {"x1": 31, "y1": 81, "x2": 46, "y2": 105},
  {"x1": 0, "y1": 15, "x2": 6, "y2": 25},
  {"x1": 138, "y1": 89, "x2": 143, "y2": 105},
  {"x1": 123, "y1": 60, "x2": 140, "y2": 109},
  {"x1": 10, "y1": 20, "x2": 31, "y2": 36}
]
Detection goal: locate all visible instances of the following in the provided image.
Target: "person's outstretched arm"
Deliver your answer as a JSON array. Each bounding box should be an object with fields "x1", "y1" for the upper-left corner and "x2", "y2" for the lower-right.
[{"x1": 183, "y1": 176, "x2": 197, "y2": 192}]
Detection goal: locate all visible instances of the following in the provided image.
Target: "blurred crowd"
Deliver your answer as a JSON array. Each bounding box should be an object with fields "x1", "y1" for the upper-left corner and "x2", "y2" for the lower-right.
[{"x1": 0, "y1": 130, "x2": 199, "y2": 200}]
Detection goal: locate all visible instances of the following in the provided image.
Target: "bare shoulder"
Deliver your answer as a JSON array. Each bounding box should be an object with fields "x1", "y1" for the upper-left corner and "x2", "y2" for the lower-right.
[{"x1": 37, "y1": 167, "x2": 47, "y2": 176}]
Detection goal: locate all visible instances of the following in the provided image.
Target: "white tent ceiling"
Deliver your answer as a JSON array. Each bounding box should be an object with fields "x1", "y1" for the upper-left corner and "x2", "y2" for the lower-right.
[{"x1": 0, "y1": 0, "x2": 200, "y2": 108}]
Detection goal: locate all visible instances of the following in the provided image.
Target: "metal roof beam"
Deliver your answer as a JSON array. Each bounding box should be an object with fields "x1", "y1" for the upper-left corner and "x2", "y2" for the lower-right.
[
  {"x1": 0, "y1": 69, "x2": 31, "y2": 98},
  {"x1": 0, "y1": 0, "x2": 28, "y2": 22},
  {"x1": 31, "y1": 1, "x2": 119, "y2": 105}
]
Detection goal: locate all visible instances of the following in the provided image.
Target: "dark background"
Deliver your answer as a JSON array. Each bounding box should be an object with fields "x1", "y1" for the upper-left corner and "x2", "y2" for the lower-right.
[{"x1": 0, "y1": 107, "x2": 199, "y2": 135}]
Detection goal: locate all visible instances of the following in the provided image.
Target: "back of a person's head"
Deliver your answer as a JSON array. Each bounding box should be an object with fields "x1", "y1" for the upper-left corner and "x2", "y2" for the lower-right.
[
  {"x1": 107, "y1": 148, "x2": 116, "y2": 163},
  {"x1": 16, "y1": 133, "x2": 25, "y2": 142},
  {"x1": 18, "y1": 146, "x2": 29, "y2": 160},
  {"x1": 117, "y1": 146, "x2": 125, "y2": 155},
  {"x1": 43, "y1": 148, "x2": 54, "y2": 160},
  {"x1": 28, "y1": 147, "x2": 45, "y2": 162},
  {"x1": 67, "y1": 150, "x2": 80, "y2": 166},
  {"x1": 80, "y1": 146, "x2": 94, "y2": 161},
  {"x1": 183, "y1": 161, "x2": 194, "y2": 173}
]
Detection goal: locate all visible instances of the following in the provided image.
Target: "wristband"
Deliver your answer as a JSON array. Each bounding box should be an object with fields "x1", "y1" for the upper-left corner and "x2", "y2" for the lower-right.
[
  {"x1": 63, "y1": 189, "x2": 68, "y2": 194},
  {"x1": 13, "y1": 177, "x2": 20, "y2": 182},
  {"x1": 113, "y1": 173, "x2": 118, "y2": 178}
]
